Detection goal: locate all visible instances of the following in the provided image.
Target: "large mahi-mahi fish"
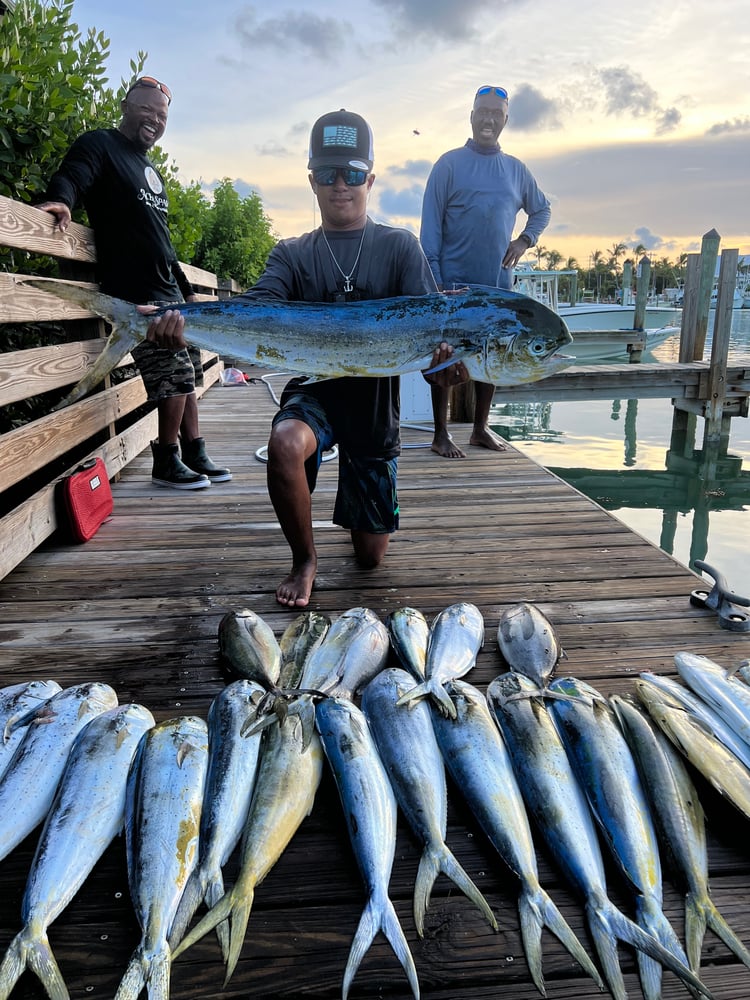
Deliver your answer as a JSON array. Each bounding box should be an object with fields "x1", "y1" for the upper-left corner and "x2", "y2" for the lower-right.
[{"x1": 23, "y1": 278, "x2": 572, "y2": 406}]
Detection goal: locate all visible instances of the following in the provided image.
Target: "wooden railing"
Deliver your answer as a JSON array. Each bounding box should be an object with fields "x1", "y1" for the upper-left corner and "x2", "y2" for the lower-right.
[{"x1": 0, "y1": 194, "x2": 227, "y2": 579}]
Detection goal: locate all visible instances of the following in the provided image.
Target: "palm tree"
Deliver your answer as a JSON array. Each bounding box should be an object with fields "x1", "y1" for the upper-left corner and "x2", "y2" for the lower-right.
[{"x1": 544, "y1": 248, "x2": 564, "y2": 270}]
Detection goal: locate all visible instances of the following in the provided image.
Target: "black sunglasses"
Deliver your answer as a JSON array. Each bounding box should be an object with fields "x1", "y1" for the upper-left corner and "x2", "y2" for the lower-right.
[
  {"x1": 475, "y1": 85, "x2": 508, "y2": 100},
  {"x1": 127, "y1": 76, "x2": 172, "y2": 105},
  {"x1": 313, "y1": 166, "x2": 369, "y2": 187}
]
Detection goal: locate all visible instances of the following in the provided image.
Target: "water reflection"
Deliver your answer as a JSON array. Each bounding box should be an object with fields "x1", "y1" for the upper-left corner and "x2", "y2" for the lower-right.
[{"x1": 489, "y1": 308, "x2": 750, "y2": 584}]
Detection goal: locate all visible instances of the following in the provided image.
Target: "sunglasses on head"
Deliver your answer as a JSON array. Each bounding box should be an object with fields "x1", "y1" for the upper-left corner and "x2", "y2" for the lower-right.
[
  {"x1": 475, "y1": 85, "x2": 508, "y2": 100},
  {"x1": 313, "y1": 166, "x2": 369, "y2": 187},
  {"x1": 128, "y1": 76, "x2": 172, "y2": 104}
]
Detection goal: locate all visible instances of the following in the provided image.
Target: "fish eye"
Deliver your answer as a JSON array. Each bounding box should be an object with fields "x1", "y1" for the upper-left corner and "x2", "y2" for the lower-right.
[{"x1": 528, "y1": 337, "x2": 548, "y2": 355}]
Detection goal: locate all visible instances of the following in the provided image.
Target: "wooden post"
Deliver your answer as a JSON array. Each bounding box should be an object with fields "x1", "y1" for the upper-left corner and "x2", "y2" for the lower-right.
[
  {"x1": 569, "y1": 272, "x2": 578, "y2": 306},
  {"x1": 693, "y1": 228, "x2": 721, "y2": 360},
  {"x1": 633, "y1": 256, "x2": 650, "y2": 330},
  {"x1": 622, "y1": 260, "x2": 633, "y2": 307},
  {"x1": 704, "y1": 247, "x2": 738, "y2": 444},
  {"x1": 679, "y1": 253, "x2": 701, "y2": 362}
]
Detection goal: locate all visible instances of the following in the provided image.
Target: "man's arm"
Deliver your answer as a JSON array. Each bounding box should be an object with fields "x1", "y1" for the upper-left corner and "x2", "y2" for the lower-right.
[{"x1": 36, "y1": 133, "x2": 103, "y2": 231}]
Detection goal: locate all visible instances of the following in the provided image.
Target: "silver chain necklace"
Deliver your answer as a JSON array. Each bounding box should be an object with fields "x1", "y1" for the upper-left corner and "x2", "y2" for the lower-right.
[{"x1": 320, "y1": 226, "x2": 366, "y2": 293}]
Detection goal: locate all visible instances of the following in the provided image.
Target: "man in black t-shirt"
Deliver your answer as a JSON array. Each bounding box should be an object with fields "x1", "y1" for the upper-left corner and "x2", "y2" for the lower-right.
[
  {"x1": 39, "y1": 77, "x2": 230, "y2": 491},
  {"x1": 241, "y1": 109, "x2": 469, "y2": 608}
]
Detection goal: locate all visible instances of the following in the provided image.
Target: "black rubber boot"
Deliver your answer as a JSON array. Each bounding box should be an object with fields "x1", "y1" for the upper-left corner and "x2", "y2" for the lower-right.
[
  {"x1": 150, "y1": 441, "x2": 210, "y2": 490},
  {"x1": 181, "y1": 437, "x2": 232, "y2": 482}
]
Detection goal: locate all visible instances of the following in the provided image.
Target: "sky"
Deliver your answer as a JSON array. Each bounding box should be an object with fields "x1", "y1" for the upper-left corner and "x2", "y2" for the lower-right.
[{"x1": 65, "y1": 0, "x2": 749, "y2": 268}]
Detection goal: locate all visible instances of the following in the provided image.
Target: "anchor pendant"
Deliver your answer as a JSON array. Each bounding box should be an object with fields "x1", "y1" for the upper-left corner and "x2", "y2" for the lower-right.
[{"x1": 343, "y1": 277, "x2": 353, "y2": 293}]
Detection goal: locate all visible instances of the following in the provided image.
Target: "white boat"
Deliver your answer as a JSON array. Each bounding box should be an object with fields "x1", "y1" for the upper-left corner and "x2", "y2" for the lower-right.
[
  {"x1": 710, "y1": 284, "x2": 744, "y2": 310},
  {"x1": 514, "y1": 266, "x2": 681, "y2": 330}
]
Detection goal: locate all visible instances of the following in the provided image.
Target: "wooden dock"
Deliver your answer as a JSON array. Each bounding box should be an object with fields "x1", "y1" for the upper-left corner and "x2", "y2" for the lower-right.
[{"x1": 1, "y1": 372, "x2": 750, "y2": 1000}]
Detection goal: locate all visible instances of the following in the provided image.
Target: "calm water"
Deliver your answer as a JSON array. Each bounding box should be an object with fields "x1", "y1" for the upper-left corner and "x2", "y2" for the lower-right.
[{"x1": 491, "y1": 309, "x2": 750, "y2": 593}]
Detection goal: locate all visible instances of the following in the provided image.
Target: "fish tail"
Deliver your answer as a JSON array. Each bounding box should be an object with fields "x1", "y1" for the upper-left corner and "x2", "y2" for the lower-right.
[
  {"x1": 168, "y1": 868, "x2": 206, "y2": 951},
  {"x1": 205, "y1": 875, "x2": 231, "y2": 966},
  {"x1": 685, "y1": 892, "x2": 709, "y2": 973},
  {"x1": 430, "y1": 682, "x2": 458, "y2": 719},
  {"x1": 22, "y1": 279, "x2": 146, "y2": 408},
  {"x1": 395, "y1": 680, "x2": 429, "y2": 710},
  {"x1": 113, "y1": 950, "x2": 147, "y2": 1000},
  {"x1": 635, "y1": 896, "x2": 690, "y2": 1000},
  {"x1": 0, "y1": 930, "x2": 69, "y2": 1000},
  {"x1": 589, "y1": 897, "x2": 715, "y2": 1000},
  {"x1": 224, "y1": 890, "x2": 255, "y2": 986},
  {"x1": 699, "y1": 892, "x2": 750, "y2": 971},
  {"x1": 398, "y1": 678, "x2": 457, "y2": 719},
  {"x1": 528, "y1": 884, "x2": 605, "y2": 991},
  {"x1": 171, "y1": 890, "x2": 236, "y2": 961},
  {"x1": 416, "y1": 843, "x2": 496, "y2": 937},
  {"x1": 585, "y1": 901, "x2": 628, "y2": 1000},
  {"x1": 515, "y1": 889, "x2": 547, "y2": 997},
  {"x1": 146, "y1": 947, "x2": 170, "y2": 1000},
  {"x1": 413, "y1": 846, "x2": 439, "y2": 936},
  {"x1": 343, "y1": 894, "x2": 420, "y2": 1000}
]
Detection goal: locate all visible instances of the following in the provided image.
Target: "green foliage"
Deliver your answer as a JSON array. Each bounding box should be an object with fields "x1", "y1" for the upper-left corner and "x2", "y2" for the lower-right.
[
  {"x1": 193, "y1": 178, "x2": 277, "y2": 289},
  {"x1": 0, "y1": 0, "x2": 145, "y2": 204}
]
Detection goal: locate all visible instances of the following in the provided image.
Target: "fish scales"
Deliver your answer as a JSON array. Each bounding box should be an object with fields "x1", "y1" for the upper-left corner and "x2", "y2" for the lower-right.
[
  {"x1": 218, "y1": 609, "x2": 282, "y2": 687},
  {"x1": 0, "y1": 703, "x2": 154, "y2": 1000},
  {"x1": 496, "y1": 602, "x2": 565, "y2": 687},
  {"x1": 428, "y1": 678, "x2": 603, "y2": 995},
  {"x1": 674, "y1": 651, "x2": 750, "y2": 748},
  {"x1": 298, "y1": 607, "x2": 390, "y2": 699},
  {"x1": 361, "y1": 668, "x2": 497, "y2": 937},
  {"x1": 315, "y1": 695, "x2": 420, "y2": 1000},
  {"x1": 612, "y1": 693, "x2": 750, "y2": 975},
  {"x1": 168, "y1": 680, "x2": 266, "y2": 960},
  {"x1": 116, "y1": 716, "x2": 209, "y2": 1000},
  {"x1": 171, "y1": 685, "x2": 324, "y2": 985},
  {"x1": 385, "y1": 607, "x2": 429, "y2": 681},
  {"x1": 635, "y1": 675, "x2": 750, "y2": 821},
  {"x1": 549, "y1": 675, "x2": 691, "y2": 1000},
  {"x1": 397, "y1": 602, "x2": 484, "y2": 718},
  {"x1": 0, "y1": 682, "x2": 119, "y2": 863},
  {"x1": 0, "y1": 680, "x2": 62, "y2": 782},
  {"x1": 638, "y1": 670, "x2": 750, "y2": 770},
  {"x1": 23, "y1": 279, "x2": 573, "y2": 407},
  {"x1": 487, "y1": 671, "x2": 713, "y2": 1000}
]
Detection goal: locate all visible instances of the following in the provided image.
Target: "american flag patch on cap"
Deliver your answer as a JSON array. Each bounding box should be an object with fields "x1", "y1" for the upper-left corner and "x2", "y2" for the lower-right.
[{"x1": 322, "y1": 125, "x2": 358, "y2": 148}]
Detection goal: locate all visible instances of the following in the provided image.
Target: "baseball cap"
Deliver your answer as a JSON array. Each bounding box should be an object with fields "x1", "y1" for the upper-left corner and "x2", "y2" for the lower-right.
[{"x1": 307, "y1": 109, "x2": 374, "y2": 171}]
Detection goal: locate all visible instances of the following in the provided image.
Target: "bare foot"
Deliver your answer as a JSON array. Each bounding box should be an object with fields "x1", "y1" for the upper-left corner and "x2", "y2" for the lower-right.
[
  {"x1": 470, "y1": 426, "x2": 508, "y2": 452},
  {"x1": 431, "y1": 428, "x2": 466, "y2": 459},
  {"x1": 275, "y1": 558, "x2": 317, "y2": 607}
]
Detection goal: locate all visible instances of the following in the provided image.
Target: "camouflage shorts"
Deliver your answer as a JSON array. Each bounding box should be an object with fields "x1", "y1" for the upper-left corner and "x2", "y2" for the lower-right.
[{"x1": 130, "y1": 342, "x2": 205, "y2": 402}]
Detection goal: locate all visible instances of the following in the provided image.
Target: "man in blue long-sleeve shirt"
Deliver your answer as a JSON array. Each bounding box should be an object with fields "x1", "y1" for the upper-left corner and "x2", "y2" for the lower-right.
[{"x1": 420, "y1": 84, "x2": 551, "y2": 458}]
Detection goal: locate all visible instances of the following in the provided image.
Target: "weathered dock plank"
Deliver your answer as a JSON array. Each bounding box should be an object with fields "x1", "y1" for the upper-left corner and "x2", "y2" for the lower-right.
[{"x1": 1, "y1": 371, "x2": 749, "y2": 1000}]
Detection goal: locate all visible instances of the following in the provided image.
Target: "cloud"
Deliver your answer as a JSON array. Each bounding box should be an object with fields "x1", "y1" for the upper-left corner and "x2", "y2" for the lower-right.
[
  {"x1": 706, "y1": 117, "x2": 750, "y2": 135},
  {"x1": 597, "y1": 65, "x2": 659, "y2": 117},
  {"x1": 370, "y1": 0, "x2": 513, "y2": 39},
  {"x1": 376, "y1": 183, "x2": 425, "y2": 218},
  {"x1": 535, "y1": 131, "x2": 750, "y2": 245},
  {"x1": 594, "y1": 65, "x2": 687, "y2": 136},
  {"x1": 255, "y1": 141, "x2": 293, "y2": 157},
  {"x1": 654, "y1": 107, "x2": 681, "y2": 135},
  {"x1": 508, "y1": 84, "x2": 561, "y2": 131},
  {"x1": 233, "y1": 6, "x2": 355, "y2": 59},
  {"x1": 630, "y1": 227, "x2": 663, "y2": 251},
  {"x1": 387, "y1": 159, "x2": 433, "y2": 178}
]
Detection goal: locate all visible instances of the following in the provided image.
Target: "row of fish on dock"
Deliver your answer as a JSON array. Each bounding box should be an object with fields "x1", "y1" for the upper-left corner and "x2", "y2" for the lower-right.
[{"x1": 1, "y1": 601, "x2": 750, "y2": 999}]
